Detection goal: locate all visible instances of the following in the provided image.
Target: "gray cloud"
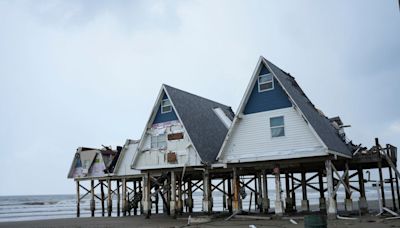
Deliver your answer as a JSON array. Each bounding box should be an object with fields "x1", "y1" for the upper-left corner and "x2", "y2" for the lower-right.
[{"x1": 0, "y1": 0, "x2": 399, "y2": 195}]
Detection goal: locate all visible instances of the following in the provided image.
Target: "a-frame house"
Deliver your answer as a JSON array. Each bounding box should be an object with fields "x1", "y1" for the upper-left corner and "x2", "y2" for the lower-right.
[
  {"x1": 217, "y1": 56, "x2": 353, "y2": 216},
  {"x1": 131, "y1": 84, "x2": 234, "y2": 217}
]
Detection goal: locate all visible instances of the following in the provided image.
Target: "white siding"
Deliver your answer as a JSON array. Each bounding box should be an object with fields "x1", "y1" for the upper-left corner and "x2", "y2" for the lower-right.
[
  {"x1": 220, "y1": 107, "x2": 327, "y2": 163},
  {"x1": 115, "y1": 142, "x2": 141, "y2": 176},
  {"x1": 134, "y1": 121, "x2": 202, "y2": 169}
]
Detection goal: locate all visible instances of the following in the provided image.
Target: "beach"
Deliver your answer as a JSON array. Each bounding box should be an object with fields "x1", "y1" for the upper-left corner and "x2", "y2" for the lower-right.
[{"x1": 0, "y1": 214, "x2": 400, "y2": 228}]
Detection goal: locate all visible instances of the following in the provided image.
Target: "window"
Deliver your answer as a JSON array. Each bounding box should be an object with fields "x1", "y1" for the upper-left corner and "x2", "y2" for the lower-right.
[
  {"x1": 161, "y1": 99, "x2": 172, "y2": 113},
  {"x1": 258, "y1": 73, "x2": 274, "y2": 92},
  {"x1": 270, "y1": 116, "x2": 285, "y2": 137},
  {"x1": 151, "y1": 134, "x2": 167, "y2": 149}
]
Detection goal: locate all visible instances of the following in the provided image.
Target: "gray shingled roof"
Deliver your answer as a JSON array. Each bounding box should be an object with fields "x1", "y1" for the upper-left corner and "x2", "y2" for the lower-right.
[
  {"x1": 263, "y1": 58, "x2": 352, "y2": 157},
  {"x1": 164, "y1": 85, "x2": 234, "y2": 164}
]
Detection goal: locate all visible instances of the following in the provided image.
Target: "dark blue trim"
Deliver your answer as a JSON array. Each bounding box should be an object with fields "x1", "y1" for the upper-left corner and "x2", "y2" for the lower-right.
[
  {"x1": 153, "y1": 92, "x2": 179, "y2": 124},
  {"x1": 243, "y1": 65, "x2": 292, "y2": 114}
]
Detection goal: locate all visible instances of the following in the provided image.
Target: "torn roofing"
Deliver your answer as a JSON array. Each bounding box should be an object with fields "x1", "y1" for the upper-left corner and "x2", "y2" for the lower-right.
[
  {"x1": 164, "y1": 84, "x2": 234, "y2": 164},
  {"x1": 262, "y1": 57, "x2": 352, "y2": 157}
]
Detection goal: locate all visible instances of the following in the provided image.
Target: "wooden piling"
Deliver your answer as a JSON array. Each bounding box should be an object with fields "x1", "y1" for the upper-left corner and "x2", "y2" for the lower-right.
[
  {"x1": 254, "y1": 174, "x2": 258, "y2": 211},
  {"x1": 139, "y1": 180, "x2": 143, "y2": 214},
  {"x1": 188, "y1": 178, "x2": 193, "y2": 213},
  {"x1": 107, "y1": 179, "x2": 112, "y2": 217},
  {"x1": 143, "y1": 173, "x2": 151, "y2": 218},
  {"x1": 222, "y1": 178, "x2": 227, "y2": 210},
  {"x1": 117, "y1": 180, "x2": 120, "y2": 217},
  {"x1": 202, "y1": 169, "x2": 212, "y2": 214},
  {"x1": 257, "y1": 173, "x2": 262, "y2": 212},
  {"x1": 262, "y1": 169, "x2": 269, "y2": 213},
  {"x1": 376, "y1": 138, "x2": 386, "y2": 207},
  {"x1": 227, "y1": 176, "x2": 233, "y2": 213},
  {"x1": 388, "y1": 144, "x2": 397, "y2": 211},
  {"x1": 358, "y1": 167, "x2": 368, "y2": 213},
  {"x1": 133, "y1": 180, "x2": 137, "y2": 215},
  {"x1": 122, "y1": 178, "x2": 127, "y2": 216},
  {"x1": 274, "y1": 166, "x2": 283, "y2": 216},
  {"x1": 100, "y1": 181, "x2": 105, "y2": 217},
  {"x1": 90, "y1": 180, "x2": 95, "y2": 217},
  {"x1": 285, "y1": 172, "x2": 292, "y2": 212},
  {"x1": 232, "y1": 168, "x2": 240, "y2": 212},
  {"x1": 291, "y1": 172, "x2": 296, "y2": 211},
  {"x1": 326, "y1": 160, "x2": 337, "y2": 218},
  {"x1": 178, "y1": 175, "x2": 183, "y2": 214},
  {"x1": 76, "y1": 180, "x2": 80, "y2": 217},
  {"x1": 318, "y1": 170, "x2": 326, "y2": 211},
  {"x1": 170, "y1": 171, "x2": 176, "y2": 217},
  {"x1": 344, "y1": 162, "x2": 353, "y2": 211},
  {"x1": 301, "y1": 170, "x2": 309, "y2": 211}
]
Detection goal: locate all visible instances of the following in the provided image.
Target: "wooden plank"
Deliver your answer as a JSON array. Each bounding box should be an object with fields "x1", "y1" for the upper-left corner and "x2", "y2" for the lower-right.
[{"x1": 168, "y1": 132, "x2": 184, "y2": 140}]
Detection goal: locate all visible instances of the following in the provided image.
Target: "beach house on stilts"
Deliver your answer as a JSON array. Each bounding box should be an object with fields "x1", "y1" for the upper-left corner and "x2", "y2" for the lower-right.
[
  {"x1": 131, "y1": 84, "x2": 234, "y2": 217},
  {"x1": 216, "y1": 56, "x2": 356, "y2": 217}
]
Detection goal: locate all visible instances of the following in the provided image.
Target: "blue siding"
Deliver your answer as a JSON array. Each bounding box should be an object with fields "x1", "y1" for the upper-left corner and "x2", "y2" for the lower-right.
[
  {"x1": 243, "y1": 65, "x2": 292, "y2": 114},
  {"x1": 153, "y1": 93, "x2": 179, "y2": 124}
]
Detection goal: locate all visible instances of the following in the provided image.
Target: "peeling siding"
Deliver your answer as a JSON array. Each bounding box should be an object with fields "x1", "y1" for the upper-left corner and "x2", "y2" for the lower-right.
[
  {"x1": 134, "y1": 121, "x2": 202, "y2": 169},
  {"x1": 220, "y1": 107, "x2": 326, "y2": 163}
]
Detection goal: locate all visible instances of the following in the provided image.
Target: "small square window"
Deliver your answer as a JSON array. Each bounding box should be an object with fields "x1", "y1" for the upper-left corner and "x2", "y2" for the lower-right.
[
  {"x1": 161, "y1": 99, "x2": 172, "y2": 113},
  {"x1": 258, "y1": 73, "x2": 274, "y2": 92},
  {"x1": 270, "y1": 116, "x2": 285, "y2": 137}
]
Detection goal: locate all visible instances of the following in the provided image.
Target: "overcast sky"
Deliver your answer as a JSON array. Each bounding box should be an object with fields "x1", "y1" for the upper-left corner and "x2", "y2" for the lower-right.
[{"x1": 0, "y1": 1, "x2": 399, "y2": 195}]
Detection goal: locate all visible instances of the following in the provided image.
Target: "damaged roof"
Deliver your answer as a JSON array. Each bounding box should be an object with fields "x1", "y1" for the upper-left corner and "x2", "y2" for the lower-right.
[
  {"x1": 164, "y1": 84, "x2": 234, "y2": 164},
  {"x1": 263, "y1": 57, "x2": 352, "y2": 157}
]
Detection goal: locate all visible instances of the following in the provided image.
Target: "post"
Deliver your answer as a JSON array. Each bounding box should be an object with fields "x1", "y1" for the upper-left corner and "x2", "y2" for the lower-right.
[
  {"x1": 285, "y1": 172, "x2": 293, "y2": 212},
  {"x1": 76, "y1": 180, "x2": 80, "y2": 217},
  {"x1": 344, "y1": 162, "x2": 353, "y2": 211},
  {"x1": 232, "y1": 168, "x2": 241, "y2": 212},
  {"x1": 388, "y1": 145, "x2": 397, "y2": 211},
  {"x1": 90, "y1": 180, "x2": 95, "y2": 217},
  {"x1": 222, "y1": 179, "x2": 227, "y2": 210},
  {"x1": 122, "y1": 178, "x2": 127, "y2": 216},
  {"x1": 376, "y1": 138, "x2": 386, "y2": 207},
  {"x1": 187, "y1": 178, "x2": 193, "y2": 213},
  {"x1": 139, "y1": 180, "x2": 143, "y2": 214},
  {"x1": 117, "y1": 180, "x2": 120, "y2": 217},
  {"x1": 274, "y1": 165, "x2": 283, "y2": 216},
  {"x1": 143, "y1": 173, "x2": 151, "y2": 218},
  {"x1": 227, "y1": 176, "x2": 233, "y2": 213},
  {"x1": 326, "y1": 160, "x2": 337, "y2": 218},
  {"x1": 170, "y1": 171, "x2": 177, "y2": 217},
  {"x1": 318, "y1": 170, "x2": 326, "y2": 211},
  {"x1": 202, "y1": 169, "x2": 212, "y2": 214},
  {"x1": 155, "y1": 184, "x2": 159, "y2": 214},
  {"x1": 357, "y1": 167, "x2": 368, "y2": 213},
  {"x1": 291, "y1": 172, "x2": 296, "y2": 211},
  {"x1": 254, "y1": 174, "x2": 258, "y2": 211},
  {"x1": 178, "y1": 175, "x2": 183, "y2": 214},
  {"x1": 257, "y1": 173, "x2": 263, "y2": 212},
  {"x1": 107, "y1": 179, "x2": 112, "y2": 216},
  {"x1": 262, "y1": 169, "x2": 270, "y2": 213},
  {"x1": 395, "y1": 163, "x2": 400, "y2": 212},
  {"x1": 301, "y1": 170, "x2": 309, "y2": 211},
  {"x1": 133, "y1": 180, "x2": 138, "y2": 215},
  {"x1": 100, "y1": 181, "x2": 105, "y2": 217}
]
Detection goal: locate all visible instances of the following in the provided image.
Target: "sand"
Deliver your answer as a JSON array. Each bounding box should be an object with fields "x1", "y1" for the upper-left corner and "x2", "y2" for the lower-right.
[
  {"x1": 1, "y1": 199, "x2": 400, "y2": 228},
  {"x1": 0, "y1": 214, "x2": 400, "y2": 228}
]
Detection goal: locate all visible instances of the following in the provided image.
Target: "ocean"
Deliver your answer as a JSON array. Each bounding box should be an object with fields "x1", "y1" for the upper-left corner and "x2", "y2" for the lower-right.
[{"x1": 0, "y1": 186, "x2": 392, "y2": 222}]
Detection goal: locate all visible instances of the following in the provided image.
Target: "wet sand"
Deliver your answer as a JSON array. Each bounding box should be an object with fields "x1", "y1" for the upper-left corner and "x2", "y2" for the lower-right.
[
  {"x1": 0, "y1": 214, "x2": 399, "y2": 228},
  {"x1": 1, "y1": 199, "x2": 399, "y2": 228}
]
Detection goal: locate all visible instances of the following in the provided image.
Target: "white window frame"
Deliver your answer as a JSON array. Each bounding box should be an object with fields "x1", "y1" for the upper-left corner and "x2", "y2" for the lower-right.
[
  {"x1": 161, "y1": 99, "x2": 172, "y2": 114},
  {"x1": 270, "y1": 116, "x2": 285, "y2": 138},
  {"x1": 151, "y1": 134, "x2": 167, "y2": 149},
  {"x1": 258, "y1": 73, "x2": 274, "y2": 92}
]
